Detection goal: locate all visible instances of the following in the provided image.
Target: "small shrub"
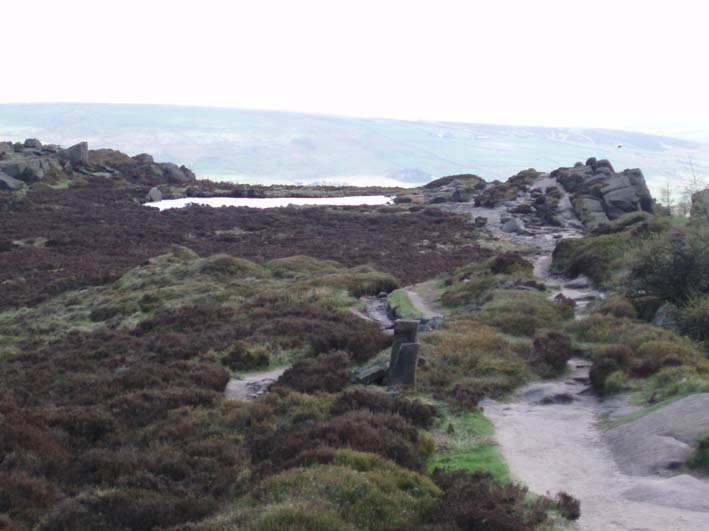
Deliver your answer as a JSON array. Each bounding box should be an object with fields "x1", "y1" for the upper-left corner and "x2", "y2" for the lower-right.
[
  {"x1": 688, "y1": 434, "x2": 709, "y2": 475},
  {"x1": 477, "y1": 291, "x2": 573, "y2": 337},
  {"x1": 221, "y1": 341, "x2": 271, "y2": 371},
  {"x1": 275, "y1": 352, "x2": 352, "y2": 394},
  {"x1": 200, "y1": 254, "x2": 268, "y2": 278},
  {"x1": 589, "y1": 346, "x2": 632, "y2": 393},
  {"x1": 418, "y1": 319, "x2": 530, "y2": 404},
  {"x1": 642, "y1": 366, "x2": 709, "y2": 402},
  {"x1": 678, "y1": 294, "x2": 709, "y2": 341},
  {"x1": 251, "y1": 451, "x2": 441, "y2": 530},
  {"x1": 626, "y1": 225, "x2": 709, "y2": 303},
  {"x1": 595, "y1": 296, "x2": 638, "y2": 319},
  {"x1": 531, "y1": 331, "x2": 573, "y2": 374},
  {"x1": 44, "y1": 407, "x2": 116, "y2": 443},
  {"x1": 247, "y1": 501, "x2": 350, "y2": 531},
  {"x1": 631, "y1": 340, "x2": 701, "y2": 377},
  {"x1": 489, "y1": 253, "x2": 532, "y2": 275},
  {"x1": 331, "y1": 387, "x2": 438, "y2": 428},
  {"x1": 427, "y1": 470, "x2": 549, "y2": 530},
  {"x1": 248, "y1": 410, "x2": 428, "y2": 471},
  {"x1": 556, "y1": 491, "x2": 581, "y2": 520}
]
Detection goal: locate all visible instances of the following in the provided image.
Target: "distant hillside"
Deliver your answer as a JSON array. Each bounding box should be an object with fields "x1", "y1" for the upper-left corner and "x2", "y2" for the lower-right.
[{"x1": 1, "y1": 103, "x2": 707, "y2": 193}]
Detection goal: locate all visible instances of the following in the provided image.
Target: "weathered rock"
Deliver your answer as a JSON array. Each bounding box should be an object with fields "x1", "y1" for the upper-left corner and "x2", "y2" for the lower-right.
[
  {"x1": 605, "y1": 393, "x2": 709, "y2": 476},
  {"x1": 652, "y1": 302, "x2": 679, "y2": 330},
  {"x1": 502, "y1": 217, "x2": 525, "y2": 233},
  {"x1": 623, "y1": 475, "x2": 709, "y2": 513},
  {"x1": 474, "y1": 216, "x2": 488, "y2": 227},
  {"x1": 389, "y1": 342, "x2": 418, "y2": 386},
  {"x1": 160, "y1": 162, "x2": 195, "y2": 183},
  {"x1": 592, "y1": 159, "x2": 615, "y2": 173},
  {"x1": 553, "y1": 160, "x2": 653, "y2": 227},
  {"x1": 0, "y1": 171, "x2": 25, "y2": 191},
  {"x1": 572, "y1": 195, "x2": 609, "y2": 228},
  {"x1": 133, "y1": 153, "x2": 154, "y2": 164},
  {"x1": 23, "y1": 138, "x2": 42, "y2": 148},
  {"x1": 66, "y1": 142, "x2": 89, "y2": 166},
  {"x1": 521, "y1": 382, "x2": 577, "y2": 404},
  {"x1": 352, "y1": 361, "x2": 388, "y2": 385},
  {"x1": 451, "y1": 189, "x2": 467, "y2": 202},
  {"x1": 146, "y1": 187, "x2": 163, "y2": 202}
]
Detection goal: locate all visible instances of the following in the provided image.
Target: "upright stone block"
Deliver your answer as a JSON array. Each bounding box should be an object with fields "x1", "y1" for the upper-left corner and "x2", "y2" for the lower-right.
[
  {"x1": 66, "y1": 142, "x2": 89, "y2": 166},
  {"x1": 389, "y1": 343, "x2": 419, "y2": 387},
  {"x1": 390, "y1": 319, "x2": 418, "y2": 373}
]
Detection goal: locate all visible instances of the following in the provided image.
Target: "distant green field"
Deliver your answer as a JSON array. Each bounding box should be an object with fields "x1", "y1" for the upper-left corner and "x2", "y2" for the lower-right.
[{"x1": 1, "y1": 103, "x2": 707, "y2": 194}]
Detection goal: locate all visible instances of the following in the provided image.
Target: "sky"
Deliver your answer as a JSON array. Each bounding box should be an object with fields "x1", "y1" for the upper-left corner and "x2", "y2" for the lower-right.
[{"x1": 2, "y1": 0, "x2": 708, "y2": 134}]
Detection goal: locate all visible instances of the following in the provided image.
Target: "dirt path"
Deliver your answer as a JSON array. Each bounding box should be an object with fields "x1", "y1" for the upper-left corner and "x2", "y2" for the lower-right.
[
  {"x1": 401, "y1": 280, "x2": 444, "y2": 321},
  {"x1": 224, "y1": 367, "x2": 288, "y2": 402},
  {"x1": 456, "y1": 173, "x2": 709, "y2": 530}
]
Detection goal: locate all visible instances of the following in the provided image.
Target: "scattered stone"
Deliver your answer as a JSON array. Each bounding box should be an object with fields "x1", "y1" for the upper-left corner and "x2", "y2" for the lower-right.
[
  {"x1": 521, "y1": 382, "x2": 577, "y2": 405},
  {"x1": 502, "y1": 217, "x2": 525, "y2": 233},
  {"x1": 540, "y1": 392, "x2": 575, "y2": 405},
  {"x1": 23, "y1": 138, "x2": 42, "y2": 148},
  {"x1": 132, "y1": 153, "x2": 154, "y2": 164},
  {"x1": 474, "y1": 216, "x2": 488, "y2": 227},
  {"x1": 451, "y1": 189, "x2": 467, "y2": 202},
  {"x1": 146, "y1": 187, "x2": 163, "y2": 202},
  {"x1": 509, "y1": 204, "x2": 533, "y2": 214},
  {"x1": 159, "y1": 163, "x2": 195, "y2": 183},
  {"x1": 651, "y1": 302, "x2": 679, "y2": 330},
  {"x1": 0, "y1": 171, "x2": 25, "y2": 191}
]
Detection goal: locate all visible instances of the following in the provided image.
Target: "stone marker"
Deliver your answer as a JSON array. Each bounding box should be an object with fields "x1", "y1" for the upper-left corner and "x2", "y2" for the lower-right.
[
  {"x1": 389, "y1": 343, "x2": 419, "y2": 386},
  {"x1": 390, "y1": 319, "x2": 418, "y2": 369}
]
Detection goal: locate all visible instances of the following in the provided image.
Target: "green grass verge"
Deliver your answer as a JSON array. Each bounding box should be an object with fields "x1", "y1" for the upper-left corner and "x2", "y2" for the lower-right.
[
  {"x1": 426, "y1": 404, "x2": 510, "y2": 483},
  {"x1": 388, "y1": 289, "x2": 424, "y2": 320}
]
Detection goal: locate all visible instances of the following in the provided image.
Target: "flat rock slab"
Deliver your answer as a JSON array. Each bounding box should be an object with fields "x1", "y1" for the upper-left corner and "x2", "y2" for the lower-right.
[
  {"x1": 623, "y1": 474, "x2": 709, "y2": 513},
  {"x1": 606, "y1": 393, "x2": 709, "y2": 476},
  {"x1": 224, "y1": 367, "x2": 288, "y2": 402}
]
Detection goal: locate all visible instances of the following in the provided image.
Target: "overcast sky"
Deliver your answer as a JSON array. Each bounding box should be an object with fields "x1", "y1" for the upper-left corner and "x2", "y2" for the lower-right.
[{"x1": 2, "y1": 0, "x2": 708, "y2": 133}]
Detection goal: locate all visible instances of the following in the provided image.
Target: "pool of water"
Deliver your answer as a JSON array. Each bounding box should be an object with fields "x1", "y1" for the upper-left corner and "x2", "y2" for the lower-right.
[{"x1": 146, "y1": 195, "x2": 393, "y2": 210}]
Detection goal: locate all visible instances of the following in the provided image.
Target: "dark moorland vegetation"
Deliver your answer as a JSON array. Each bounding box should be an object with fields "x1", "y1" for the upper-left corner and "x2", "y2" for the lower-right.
[
  {"x1": 0, "y1": 180, "x2": 489, "y2": 310},
  {"x1": 1, "y1": 166, "x2": 566, "y2": 530}
]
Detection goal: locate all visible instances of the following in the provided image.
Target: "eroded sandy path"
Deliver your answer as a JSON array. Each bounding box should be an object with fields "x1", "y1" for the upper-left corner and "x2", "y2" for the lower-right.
[
  {"x1": 224, "y1": 367, "x2": 288, "y2": 402},
  {"x1": 459, "y1": 173, "x2": 709, "y2": 530}
]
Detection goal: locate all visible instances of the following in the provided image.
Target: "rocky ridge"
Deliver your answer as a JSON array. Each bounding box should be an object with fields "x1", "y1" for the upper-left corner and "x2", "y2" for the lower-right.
[{"x1": 0, "y1": 138, "x2": 196, "y2": 194}]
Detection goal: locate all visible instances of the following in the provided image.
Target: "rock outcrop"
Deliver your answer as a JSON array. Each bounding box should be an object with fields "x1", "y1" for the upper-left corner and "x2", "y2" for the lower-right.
[
  {"x1": 551, "y1": 158, "x2": 653, "y2": 228},
  {"x1": 605, "y1": 393, "x2": 709, "y2": 476},
  {"x1": 0, "y1": 138, "x2": 197, "y2": 192}
]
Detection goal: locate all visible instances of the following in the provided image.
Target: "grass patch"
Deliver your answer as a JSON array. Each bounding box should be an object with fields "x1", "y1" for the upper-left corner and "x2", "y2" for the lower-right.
[
  {"x1": 426, "y1": 405, "x2": 510, "y2": 483},
  {"x1": 418, "y1": 315, "x2": 532, "y2": 406},
  {"x1": 388, "y1": 289, "x2": 423, "y2": 320}
]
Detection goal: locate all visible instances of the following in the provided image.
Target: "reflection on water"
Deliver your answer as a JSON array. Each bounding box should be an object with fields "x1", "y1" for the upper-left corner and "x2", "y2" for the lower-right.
[{"x1": 146, "y1": 195, "x2": 394, "y2": 210}]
